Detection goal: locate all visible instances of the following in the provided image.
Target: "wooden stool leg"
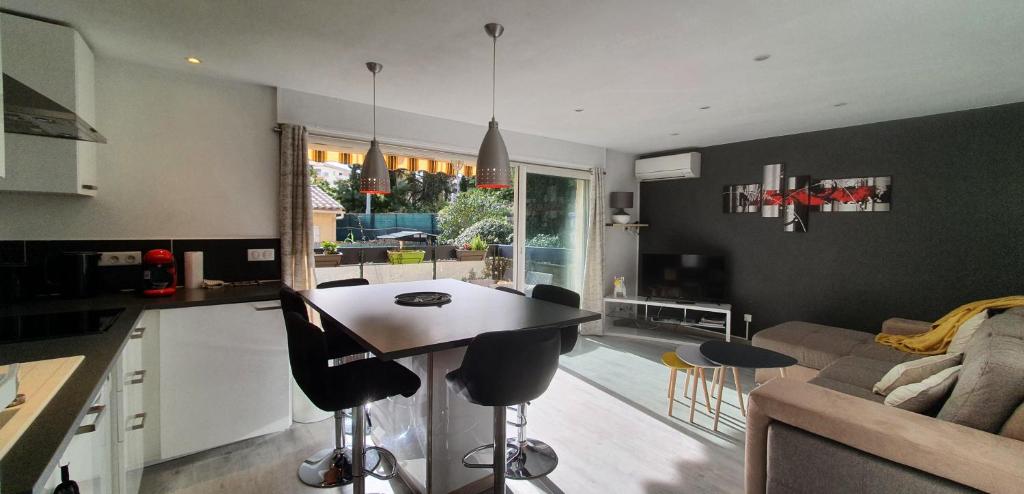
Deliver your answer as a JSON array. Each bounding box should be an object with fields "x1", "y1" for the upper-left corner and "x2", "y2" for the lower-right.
[
  {"x1": 732, "y1": 367, "x2": 746, "y2": 417},
  {"x1": 713, "y1": 366, "x2": 727, "y2": 432},
  {"x1": 668, "y1": 369, "x2": 677, "y2": 416},
  {"x1": 700, "y1": 368, "x2": 713, "y2": 413},
  {"x1": 683, "y1": 368, "x2": 692, "y2": 398},
  {"x1": 688, "y1": 368, "x2": 700, "y2": 423},
  {"x1": 710, "y1": 368, "x2": 719, "y2": 398}
]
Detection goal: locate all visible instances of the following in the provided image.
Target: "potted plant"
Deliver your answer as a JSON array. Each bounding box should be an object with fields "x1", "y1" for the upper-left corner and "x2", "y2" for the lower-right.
[
  {"x1": 387, "y1": 241, "x2": 426, "y2": 264},
  {"x1": 456, "y1": 235, "x2": 488, "y2": 262},
  {"x1": 315, "y1": 241, "x2": 343, "y2": 267}
]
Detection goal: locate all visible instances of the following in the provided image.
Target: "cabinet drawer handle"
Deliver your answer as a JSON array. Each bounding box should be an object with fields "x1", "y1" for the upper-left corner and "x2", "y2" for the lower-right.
[
  {"x1": 253, "y1": 305, "x2": 282, "y2": 311},
  {"x1": 75, "y1": 404, "x2": 106, "y2": 435},
  {"x1": 128, "y1": 412, "x2": 147, "y2": 431},
  {"x1": 127, "y1": 369, "x2": 146, "y2": 385},
  {"x1": 130, "y1": 327, "x2": 146, "y2": 339},
  {"x1": 81, "y1": 184, "x2": 98, "y2": 191}
]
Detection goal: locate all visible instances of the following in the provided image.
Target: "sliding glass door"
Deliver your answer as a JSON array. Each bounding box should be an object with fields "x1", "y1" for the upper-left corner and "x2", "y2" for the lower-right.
[{"x1": 514, "y1": 165, "x2": 591, "y2": 294}]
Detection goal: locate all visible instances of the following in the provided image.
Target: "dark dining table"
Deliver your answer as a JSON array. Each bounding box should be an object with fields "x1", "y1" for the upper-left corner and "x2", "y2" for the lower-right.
[
  {"x1": 300, "y1": 278, "x2": 601, "y2": 361},
  {"x1": 298, "y1": 278, "x2": 601, "y2": 493}
]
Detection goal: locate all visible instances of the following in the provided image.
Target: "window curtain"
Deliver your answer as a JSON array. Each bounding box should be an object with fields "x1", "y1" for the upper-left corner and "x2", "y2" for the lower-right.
[
  {"x1": 279, "y1": 123, "x2": 315, "y2": 290},
  {"x1": 580, "y1": 169, "x2": 605, "y2": 335}
]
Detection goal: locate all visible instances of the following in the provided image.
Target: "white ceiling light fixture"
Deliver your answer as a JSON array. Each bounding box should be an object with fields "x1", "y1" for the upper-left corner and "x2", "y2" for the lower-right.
[
  {"x1": 185, "y1": 56, "x2": 202, "y2": 64},
  {"x1": 475, "y1": 22, "x2": 512, "y2": 189},
  {"x1": 359, "y1": 62, "x2": 391, "y2": 195}
]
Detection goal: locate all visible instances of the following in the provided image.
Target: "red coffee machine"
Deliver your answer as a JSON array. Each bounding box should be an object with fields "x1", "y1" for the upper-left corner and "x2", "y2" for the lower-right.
[{"x1": 142, "y1": 249, "x2": 177, "y2": 297}]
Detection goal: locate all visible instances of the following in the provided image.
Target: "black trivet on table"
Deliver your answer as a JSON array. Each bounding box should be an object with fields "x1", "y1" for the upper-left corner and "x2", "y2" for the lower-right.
[{"x1": 394, "y1": 291, "x2": 452, "y2": 307}]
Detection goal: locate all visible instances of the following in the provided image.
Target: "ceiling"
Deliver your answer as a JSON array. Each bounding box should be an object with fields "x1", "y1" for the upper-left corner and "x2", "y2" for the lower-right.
[{"x1": 6, "y1": 0, "x2": 1024, "y2": 154}]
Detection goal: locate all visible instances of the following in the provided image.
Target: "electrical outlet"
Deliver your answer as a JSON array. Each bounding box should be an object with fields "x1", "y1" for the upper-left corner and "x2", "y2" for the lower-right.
[
  {"x1": 247, "y1": 248, "x2": 275, "y2": 262},
  {"x1": 743, "y1": 313, "x2": 753, "y2": 323},
  {"x1": 98, "y1": 251, "x2": 142, "y2": 267}
]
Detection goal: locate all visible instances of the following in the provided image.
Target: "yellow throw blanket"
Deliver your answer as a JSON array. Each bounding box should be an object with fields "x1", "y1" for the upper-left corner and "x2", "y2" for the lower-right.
[{"x1": 876, "y1": 295, "x2": 1024, "y2": 355}]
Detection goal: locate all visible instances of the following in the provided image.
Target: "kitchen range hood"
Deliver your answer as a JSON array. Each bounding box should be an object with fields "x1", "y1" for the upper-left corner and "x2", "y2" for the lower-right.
[{"x1": 3, "y1": 73, "x2": 106, "y2": 143}]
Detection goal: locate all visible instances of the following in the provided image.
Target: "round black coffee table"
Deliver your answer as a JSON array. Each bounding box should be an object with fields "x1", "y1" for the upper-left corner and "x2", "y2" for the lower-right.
[
  {"x1": 696, "y1": 341, "x2": 798, "y2": 431},
  {"x1": 699, "y1": 341, "x2": 798, "y2": 371}
]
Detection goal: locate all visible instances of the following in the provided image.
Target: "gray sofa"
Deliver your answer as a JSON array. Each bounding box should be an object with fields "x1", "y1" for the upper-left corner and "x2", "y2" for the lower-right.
[{"x1": 745, "y1": 308, "x2": 1024, "y2": 493}]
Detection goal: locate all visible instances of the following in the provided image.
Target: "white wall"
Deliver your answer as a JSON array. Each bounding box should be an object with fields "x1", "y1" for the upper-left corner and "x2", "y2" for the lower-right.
[
  {"x1": 602, "y1": 149, "x2": 639, "y2": 296},
  {"x1": 0, "y1": 58, "x2": 279, "y2": 240},
  {"x1": 278, "y1": 88, "x2": 606, "y2": 170}
]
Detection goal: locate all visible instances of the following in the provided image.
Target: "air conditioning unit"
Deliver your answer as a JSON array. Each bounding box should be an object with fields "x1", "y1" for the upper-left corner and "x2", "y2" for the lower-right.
[{"x1": 635, "y1": 152, "x2": 701, "y2": 181}]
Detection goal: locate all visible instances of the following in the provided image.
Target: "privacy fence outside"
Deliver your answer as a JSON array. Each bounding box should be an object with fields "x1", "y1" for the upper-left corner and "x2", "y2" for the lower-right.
[{"x1": 336, "y1": 213, "x2": 439, "y2": 242}]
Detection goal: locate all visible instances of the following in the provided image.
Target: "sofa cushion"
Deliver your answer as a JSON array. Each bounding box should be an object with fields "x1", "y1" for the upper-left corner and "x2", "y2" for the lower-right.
[
  {"x1": 754, "y1": 321, "x2": 874, "y2": 371},
  {"x1": 873, "y1": 353, "x2": 963, "y2": 396},
  {"x1": 808, "y1": 376, "x2": 885, "y2": 403},
  {"x1": 999, "y1": 400, "x2": 1024, "y2": 441},
  {"x1": 884, "y1": 365, "x2": 962, "y2": 413},
  {"x1": 937, "y1": 312, "x2": 1024, "y2": 433},
  {"x1": 808, "y1": 356, "x2": 896, "y2": 403},
  {"x1": 816, "y1": 356, "x2": 896, "y2": 390},
  {"x1": 849, "y1": 340, "x2": 927, "y2": 365},
  {"x1": 947, "y1": 311, "x2": 988, "y2": 355}
]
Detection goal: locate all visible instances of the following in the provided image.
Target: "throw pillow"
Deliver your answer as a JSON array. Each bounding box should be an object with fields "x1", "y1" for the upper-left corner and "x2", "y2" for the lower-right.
[
  {"x1": 1000, "y1": 401, "x2": 1024, "y2": 441},
  {"x1": 873, "y1": 353, "x2": 963, "y2": 396},
  {"x1": 947, "y1": 310, "x2": 988, "y2": 354},
  {"x1": 885, "y1": 365, "x2": 962, "y2": 413}
]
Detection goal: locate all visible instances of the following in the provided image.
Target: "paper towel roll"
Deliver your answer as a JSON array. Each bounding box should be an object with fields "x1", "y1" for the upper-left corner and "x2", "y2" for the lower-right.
[{"x1": 183, "y1": 251, "x2": 204, "y2": 289}]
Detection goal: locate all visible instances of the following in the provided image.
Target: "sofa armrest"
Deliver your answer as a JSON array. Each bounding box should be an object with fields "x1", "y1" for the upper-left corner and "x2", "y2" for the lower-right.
[
  {"x1": 880, "y1": 317, "x2": 932, "y2": 336},
  {"x1": 745, "y1": 379, "x2": 1024, "y2": 494}
]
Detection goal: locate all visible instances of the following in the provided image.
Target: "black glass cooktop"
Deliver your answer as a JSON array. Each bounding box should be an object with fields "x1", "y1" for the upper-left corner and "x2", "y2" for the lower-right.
[{"x1": 0, "y1": 308, "x2": 124, "y2": 344}]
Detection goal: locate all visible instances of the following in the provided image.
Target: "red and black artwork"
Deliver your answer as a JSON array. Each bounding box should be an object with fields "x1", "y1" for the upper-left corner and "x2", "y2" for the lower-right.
[
  {"x1": 723, "y1": 184, "x2": 762, "y2": 213},
  {"x1": 810, "y1": 177, "x2": 892, "y2": 212},
  {"x1": 761, "y1": 164, "x2": 784, "y2": 218},
  {"x1": 783, "y1": 175, "x2": 811, "y2": 233},
  {"x1": 725, "y1": 166, "x2": 892, "y2": 232}
]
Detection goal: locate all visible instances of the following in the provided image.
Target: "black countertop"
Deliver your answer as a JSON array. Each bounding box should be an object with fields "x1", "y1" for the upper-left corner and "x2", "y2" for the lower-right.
[{"x1": 0, "y1": 283, "x2": 281, "y2": 494}]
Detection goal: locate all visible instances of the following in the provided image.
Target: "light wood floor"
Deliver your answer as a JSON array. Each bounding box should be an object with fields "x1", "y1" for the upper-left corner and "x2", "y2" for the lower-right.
[{"x1": 141, "y1": 333, "x2": 749, "y2": 494}]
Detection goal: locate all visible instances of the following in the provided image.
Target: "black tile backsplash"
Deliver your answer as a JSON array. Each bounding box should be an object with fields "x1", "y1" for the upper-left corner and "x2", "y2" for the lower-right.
[{"x1": 0, "y1": 238, "x2": 280, "y2": 303}]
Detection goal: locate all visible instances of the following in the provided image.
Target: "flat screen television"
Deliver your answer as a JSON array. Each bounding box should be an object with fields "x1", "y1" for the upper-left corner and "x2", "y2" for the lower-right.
[{"x1": 638, "y1": 254, "x2": 728, "y2": 302}]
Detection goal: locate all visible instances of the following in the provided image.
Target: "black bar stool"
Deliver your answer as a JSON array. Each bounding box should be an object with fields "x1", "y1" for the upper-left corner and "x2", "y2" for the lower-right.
[
  {"x1": 280, "y1": 292, "x2": 420, "y2": 491},
  {"x1": 495, "y1": 286, "x2": 525, "y2": 296},
  {"x1": 317, "y1": 278, "x2": 370, "y2": 289},
  {"x1": 314, "y1": 278, "x2": 374, "y2": 433},
  {"x1": 446, "y1": 327, "x2": 561, "y2": 493},
  {"x1": 506, "y1": 284, "x2": 580, "y2": 480}
]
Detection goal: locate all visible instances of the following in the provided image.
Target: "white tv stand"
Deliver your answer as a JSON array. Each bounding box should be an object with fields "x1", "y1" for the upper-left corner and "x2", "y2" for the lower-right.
[{"x1": 602, "y1": 296, "x2": 738, "y2": 341}]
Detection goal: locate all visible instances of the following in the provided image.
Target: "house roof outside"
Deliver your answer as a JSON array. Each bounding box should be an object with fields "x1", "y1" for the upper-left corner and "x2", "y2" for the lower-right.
[{"x1": 310, "y1": 186, "x2": 345, "y2": 212}]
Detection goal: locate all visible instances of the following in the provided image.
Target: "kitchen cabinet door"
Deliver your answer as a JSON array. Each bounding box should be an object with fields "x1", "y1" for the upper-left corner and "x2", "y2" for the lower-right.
[
  {"x1": 42, "y1": 378, "x2": 114, "y2": 494},
  {"x1": 157, "y1": 302, "x2": 290, "y2": 460},
  {"x1": 0, "y1": 13, "x2": 97, "y2": 196}
]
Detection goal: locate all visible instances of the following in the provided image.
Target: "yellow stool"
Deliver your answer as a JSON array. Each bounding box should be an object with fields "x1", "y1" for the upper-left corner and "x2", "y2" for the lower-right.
[{"x1": 661, "y1": 352, "x2": 695, "y2": 417}]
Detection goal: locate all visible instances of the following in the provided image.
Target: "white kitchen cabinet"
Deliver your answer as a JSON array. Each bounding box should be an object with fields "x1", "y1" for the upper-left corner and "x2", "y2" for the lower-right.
[
  {"x1": 0, "y1": 13, "x2": 97, "y2": 196},
  {"x1": 113, "y1": 311, "x2": 153, "y2": 494},
  {"x1": 157, "y1": 302, "x2": 291, "y2": 460},
  {"x1": 42, "y1": 378, "x2": 115, "y2": 494}
]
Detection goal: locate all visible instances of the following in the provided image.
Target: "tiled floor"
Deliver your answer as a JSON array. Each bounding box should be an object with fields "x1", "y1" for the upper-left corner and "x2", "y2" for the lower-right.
[{"x1": 141, "y1": 331, "x2": 750, "y2": 494}]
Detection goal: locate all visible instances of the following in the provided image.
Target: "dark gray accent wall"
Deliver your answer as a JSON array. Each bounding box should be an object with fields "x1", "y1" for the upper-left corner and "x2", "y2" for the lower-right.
[{"x1": 639, "y1": 103, "x2": 1024, "y2": 335}]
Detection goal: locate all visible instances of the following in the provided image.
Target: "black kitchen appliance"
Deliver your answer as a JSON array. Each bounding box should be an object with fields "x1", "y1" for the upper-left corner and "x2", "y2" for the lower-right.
[
  {"x1": 0, "y1": 308, "x2": 123, "y2": 344},
  {"x1": 61, "y1": 251, "x2": 101, "y2": 298}
]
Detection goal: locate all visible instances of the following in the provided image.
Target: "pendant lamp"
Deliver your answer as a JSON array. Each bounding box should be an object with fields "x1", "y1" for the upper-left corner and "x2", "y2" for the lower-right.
[
  {"x1": 476, "y1": 23, "x2": 511, "y2": 189},
  {"x1": 359, "y1": 62, "x2": 391, "y2": 195}
]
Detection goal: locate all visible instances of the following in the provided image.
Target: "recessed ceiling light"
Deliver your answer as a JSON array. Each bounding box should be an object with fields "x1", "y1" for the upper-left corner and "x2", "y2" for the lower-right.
[
  {"x1": 833, "y1": 102, "x2": 848, "y2": 107},
  {"x1": 574, "y1": 108, "x2": 584, "y2": 112},
  {"x1": 753, "y1": 54, "x2": 771, "y2": 62},
  {"x1": 185, "y1": 56, "x2": 202, "y2": 64},
  {"x1": 699, "y1": 106, "x2": 711, "y2": 110}
]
